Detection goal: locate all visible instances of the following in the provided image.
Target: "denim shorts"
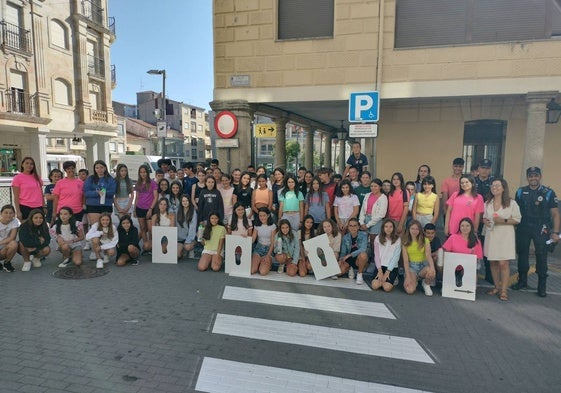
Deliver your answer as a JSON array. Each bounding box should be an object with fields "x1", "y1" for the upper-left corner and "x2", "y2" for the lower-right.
[
  {"x1": 364, "y1": 215, "x2": 382, "y2": 234},
  {"x1": 253, "y1": 242, "x2": 270, "y2": 257},
  {"x1": 409, "y1": 260, "x2": 429, "y2": 275}
]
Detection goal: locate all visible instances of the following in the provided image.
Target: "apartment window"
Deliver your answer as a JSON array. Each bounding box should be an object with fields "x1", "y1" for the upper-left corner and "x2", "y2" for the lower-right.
[
  {"x1": 55, "y1": 138, "x2": 66, "y2": 147},
  {"x1": 2, "y1": 2, "x2": 31, "y2": 53},
  {"x1": 192, "y1": 149, "x2": 197, "y2": 159},
  {"x1": 50, "y1": 19, "x2": 69, "y2": 49},
  {"x1": 395, "y1": 0, "x2": 561, "y2": 48},
  {"x1": 191, "y1": 108, "x2": 196, "y2": 118},
  {"x1": 197, "y1": 124, "x2": 203, "y2": 132},
  {"x1": 278, "y1": 0, "x2": 334, "y2": 40},
  {"x1": 259, "y1": 143, "x2": 274, "y2": 156},
  {"x1": 191, "y1": 138, "x2": 198, "y2": 147},
  {"x1": 54, "y1": 78, "x2": 72, "y2": 106},
  {"x1": 463, "y1": 120, "x2": 505, "y2": 177},
  {"x1": 109, "y1": 142, "x2": 116, "y2": 152},
  {"x1": 191, "y1": 121, "x2": 196, "y2": 133}
]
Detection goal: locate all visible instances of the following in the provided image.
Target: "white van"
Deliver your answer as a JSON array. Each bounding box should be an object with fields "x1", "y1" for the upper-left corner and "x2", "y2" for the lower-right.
[
  {"x1": 114, "y1": 155, "x2": 160, "y2": 178},
  {"x1": 114, "y1": 156, "x2": 185, "y2": 179}
]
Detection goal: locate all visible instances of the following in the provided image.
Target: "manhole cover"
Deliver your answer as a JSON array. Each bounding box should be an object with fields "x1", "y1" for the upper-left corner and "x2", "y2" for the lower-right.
[{"x1": 52, "y1": 264, "x2": 109, "y2": 280}]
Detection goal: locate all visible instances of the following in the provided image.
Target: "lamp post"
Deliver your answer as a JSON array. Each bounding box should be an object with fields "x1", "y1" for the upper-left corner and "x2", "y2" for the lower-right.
[{"x1": 147, "y1": 69, "x2": 166, "y2": 158}]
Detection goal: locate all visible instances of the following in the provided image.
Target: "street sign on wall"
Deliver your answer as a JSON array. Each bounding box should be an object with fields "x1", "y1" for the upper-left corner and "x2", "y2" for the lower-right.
[
  {"x1": 255, "y1": 123, "x2": 277, "y2": 138},
  {"x1": 214, "y1": 111, "x2": 238, "y2": 139}
]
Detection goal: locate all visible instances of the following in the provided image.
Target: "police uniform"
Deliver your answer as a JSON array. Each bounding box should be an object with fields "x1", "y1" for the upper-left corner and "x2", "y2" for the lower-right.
[
  {"x1": 514, "y1": 182, "x2": 558, "y2": 295},
  {"x1": 475, "y1": 159, "x2": 494, "y2": 282}
]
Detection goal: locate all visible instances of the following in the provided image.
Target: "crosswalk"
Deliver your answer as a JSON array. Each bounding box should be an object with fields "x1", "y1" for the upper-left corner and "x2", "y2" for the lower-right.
[{"x1": 195, "y1": 279, "x2": 436, "y2": 393}]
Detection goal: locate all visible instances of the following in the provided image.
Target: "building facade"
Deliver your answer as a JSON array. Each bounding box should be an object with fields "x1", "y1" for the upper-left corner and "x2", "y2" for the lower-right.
[
  {"x1": 212, "y1": 0, "x2": 561, "y2": 191},
  {"x1": 0, "y1": 0, "x2": 117, "y2": 177},
  {"x1": 136, "y1": 91, "x2": 211, "y2": 163}
]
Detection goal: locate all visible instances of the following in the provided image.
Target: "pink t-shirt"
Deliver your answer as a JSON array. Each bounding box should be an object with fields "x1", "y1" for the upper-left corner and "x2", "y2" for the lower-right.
[
  {"x1": 135, "y1": 180, "x2": 158, "y2": 209},
  {"x1": 366, "y1": 193, "x2": 380, "y2": 214},
  {"x1": 387, "y1": 190, "x2": 407, "y2": 221},
  {"x1": 441, "y1": 176, "x2": 460, "y2": 202},
  {"x1": 53, "y1": 178, "x2": 84, "y2": 214},
  {"x1": 442, "y1": 233, "x2": 483, "y2": 259},
  {"x1": 446, "y1": 192, "x2": 484, "y2": 234},
  {"x1": 11, "y1": 173, "x2": 44, "y2": 207}
]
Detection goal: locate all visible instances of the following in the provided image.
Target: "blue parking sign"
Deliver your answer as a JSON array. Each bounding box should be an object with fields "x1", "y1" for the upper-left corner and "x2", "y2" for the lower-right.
[{"x1": 349, "y1": 91, "x2": 379, "y2": 122}]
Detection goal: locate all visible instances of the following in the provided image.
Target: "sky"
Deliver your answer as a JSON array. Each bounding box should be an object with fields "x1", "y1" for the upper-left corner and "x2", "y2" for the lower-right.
[{"x1": 109, "y1": 0, "x2": 213, "y2": 110}]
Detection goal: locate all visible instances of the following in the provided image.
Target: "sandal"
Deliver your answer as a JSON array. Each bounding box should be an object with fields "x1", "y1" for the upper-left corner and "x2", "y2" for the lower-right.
[
  {"x1": 487, "y1": 288, "x2": 499, "y2": 296},
  {"x1": 499, "y1": 290, "x2": 508, "y2": 301}
]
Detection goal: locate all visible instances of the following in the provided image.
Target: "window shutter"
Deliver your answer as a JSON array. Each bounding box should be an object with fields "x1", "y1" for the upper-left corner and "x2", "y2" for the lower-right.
[{"x1": 278, "y1": 0, "x2": 334, "y2": 40}]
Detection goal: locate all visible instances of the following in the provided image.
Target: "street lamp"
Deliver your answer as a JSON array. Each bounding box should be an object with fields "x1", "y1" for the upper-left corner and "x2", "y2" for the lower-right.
[
  {"x1": 546, "y1": 98, "x2": 561, "y2": 124},
  {"x1": 147, "y1": 69, "x2": 166, "y2": 158}
]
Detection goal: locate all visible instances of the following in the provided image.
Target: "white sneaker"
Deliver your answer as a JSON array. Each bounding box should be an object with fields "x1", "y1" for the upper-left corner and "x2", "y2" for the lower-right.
[
  {"x1": 96, "y1": 259, "x2": 104, "y2": 269},
  {"x1": 188, "y1": 250, "x2": 195, "y2": 259},
  {"x1": 422, "y1": 281, "x2": 433, "y2": 296},
  {"x1": 58, "y1": 258, "x2": 71, "y2": 268},
  {"x1": 22, "y1": 261, "x2": 32, "y2": 272},
  {"x1": 277, "y1": 264, "x2": 284, "y2": 273},
  {"x1": 31, "y1": 255, "x2": 41, "y2": 268},
  {"x1": 83, "y1": 243, "x2": 91, "y2": 251},
  {"x1": 89, "y1": 252, "x2": 97, "y2": 261},
  {"x1": 356, "y1": 273, "x2": 364, "y2": 285},
  {"x1": 348, "y1": 267, "x2": 355, "y2": 280},
  {"x1": 103, "y1": 254, "x2": 109, "y2": 264},
  {"x1": 331, "y1": 275, "x2": 339, "y2": 280}
]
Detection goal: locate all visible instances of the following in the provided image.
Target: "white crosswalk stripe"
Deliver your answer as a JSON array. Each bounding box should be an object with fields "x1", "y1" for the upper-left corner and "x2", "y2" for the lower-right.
[
  {"x1": 222, "y1": 286, "x2": 396, "y2": 319},
  {"x1": 212, "y1": 313, "x2": 434, "y2": 364},
  {"x1": 196, "y1": 357, "x2": 435, "y2": 393}
]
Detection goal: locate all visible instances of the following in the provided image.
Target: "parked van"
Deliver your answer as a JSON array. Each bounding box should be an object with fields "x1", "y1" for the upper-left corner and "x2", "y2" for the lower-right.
[
  {"x1": 113, "y1": 155, "x2": 185, "y2": 178},
  {"x1": 114, "y1": 155, "x2": 159, "y2": 178}
]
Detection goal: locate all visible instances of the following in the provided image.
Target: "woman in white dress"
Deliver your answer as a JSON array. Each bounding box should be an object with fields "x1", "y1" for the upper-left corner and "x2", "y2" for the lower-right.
[{"x1": 482, "y1": 178, "x2": 521, "y2": 301}]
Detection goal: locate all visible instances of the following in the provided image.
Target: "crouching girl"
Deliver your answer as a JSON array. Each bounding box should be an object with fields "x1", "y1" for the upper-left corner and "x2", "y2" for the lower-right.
[
  {"x1": 86, "y1": 212, "x2": 118, "y2": 269},
  {"x1": 18, "y1": 209, "x2": 51, "y2": 271}
]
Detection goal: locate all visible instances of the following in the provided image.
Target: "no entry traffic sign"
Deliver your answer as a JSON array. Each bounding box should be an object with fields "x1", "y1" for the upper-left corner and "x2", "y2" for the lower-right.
[{"x1": 214, "y1": 111, "x2": 238, "y2": 139}]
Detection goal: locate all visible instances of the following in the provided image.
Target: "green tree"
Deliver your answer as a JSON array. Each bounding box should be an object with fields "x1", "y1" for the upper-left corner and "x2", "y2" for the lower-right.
[{"x1": 286, "y1": 140, "x2": 300, "y2": 170}]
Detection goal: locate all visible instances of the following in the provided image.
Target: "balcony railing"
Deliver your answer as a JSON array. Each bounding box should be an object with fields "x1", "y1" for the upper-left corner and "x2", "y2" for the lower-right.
[
  {"x1": 1, "y1": 21, "x2": 32, "y2": 53},
  {"x1": 111, "y1": 64, "x2": 116, "y2": 87},
  {"x1": 88, "y1": 55, "x2": 105, "y2": 78},
  {"x1": 108, "y1": 16, "x2": 115, "y2": 35},
  {"x1": 81, "y1": 0, "x2": 104, "y2": 26},
  {"x1": 91, "y1": 109, "x2": 107, "y2": 122},
  {"x1": 3, "y1": 90, "x2": 38, "y2": 116}
]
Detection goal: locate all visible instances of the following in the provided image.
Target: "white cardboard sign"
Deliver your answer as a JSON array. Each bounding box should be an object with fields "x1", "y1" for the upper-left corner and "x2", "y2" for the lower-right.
[
  {"x1": 225, "y1": 235, "x2": 252, "y2": 276},
  {"x1": 442, "y1": 251, "x2": 477, "y2": 301},
  {"x1": 303, "y1": 234, "x2": 341, "y2": 280},
  {"x1": 152, "y1": 226, "x2": 178, "y2": 264}
]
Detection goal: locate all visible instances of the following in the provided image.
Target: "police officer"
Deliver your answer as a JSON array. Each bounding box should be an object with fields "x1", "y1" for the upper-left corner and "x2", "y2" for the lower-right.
[
  {"x1": 513, "y1": 167, "x2": 560, "y2": 297},
  {"x1": 475, "y1": 158, "x2": 494, "y2": 283}
]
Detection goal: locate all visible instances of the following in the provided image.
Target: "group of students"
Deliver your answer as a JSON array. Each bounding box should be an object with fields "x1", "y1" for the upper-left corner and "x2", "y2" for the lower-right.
[{"x1": 2, "y1": 154, "x2": 530, "y2": 301}]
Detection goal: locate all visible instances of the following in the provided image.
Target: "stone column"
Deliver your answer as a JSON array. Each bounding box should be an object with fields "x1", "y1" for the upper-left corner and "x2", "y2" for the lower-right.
[
  {"x1": 273, "y1": 117, "x2": 288, "y2": 169},
  {"x1": 29, "y1": 127, "x2": 49, "y2": 178},
  {"x1": 338, "y1": 139, "x2": 346, "y2": 174},
  {"x1": 521, "y1": 91, "x2": 558, "y2": 184},
  {"x1": 209, "y1": 100, "x2": 255, "y2": 173},
  {"x1": 324, "y1": 133, "x2": 332, "y2": 169},
  {"x1": 85, "y1": 136, "x2": 110, "y2": 167},
  {"x1": 304, "y1": 125, "x2": 313, "y2": 170}
]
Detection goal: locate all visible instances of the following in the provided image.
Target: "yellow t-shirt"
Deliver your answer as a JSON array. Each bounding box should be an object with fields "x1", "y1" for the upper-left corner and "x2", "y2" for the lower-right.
[
  {"x1": 204, "y1": 225, "x2": 226, "y2": 252},
  {"x1": 405, "y1": 238, "x2": 430, "y2": 263},
  {"x1": 416, "y1": 192, "x2": 437, "y2": 215}
]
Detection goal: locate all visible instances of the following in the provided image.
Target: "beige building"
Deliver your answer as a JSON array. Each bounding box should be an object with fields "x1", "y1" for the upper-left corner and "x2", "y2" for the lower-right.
[
  {"x1": 212, "y1": 0, "x2": 561, "y2": 192},
  {"x1": 136, "y1": 91, "x2": 211, "y2": 163},
  {"x1": 0, "y1": 0, "x2": 117, "y2": 177}
]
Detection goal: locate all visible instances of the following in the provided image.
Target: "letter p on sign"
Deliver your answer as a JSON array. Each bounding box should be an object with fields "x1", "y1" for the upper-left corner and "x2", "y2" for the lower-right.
[{"x1": 349, "y1": 91, "x2": 379, "y2": 122}]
